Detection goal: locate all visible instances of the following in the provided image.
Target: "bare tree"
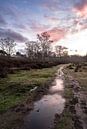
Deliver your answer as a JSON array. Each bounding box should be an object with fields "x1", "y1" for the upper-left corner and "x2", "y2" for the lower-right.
[
  {"x1": 37, "y1": 32, "x2": 53, "y2": 59},
  {"x1": 26, "y1": 32, "x2": 53, "y2": 60},
  {"x1": 0, "y1": 50, "x2": 7, "y2": 56},
  {"x1": 26, "y1": 41, "x2": 40, "y2": 59},
  {"x1": 0, "y1": 37, "x2": 16, "y2": 56},
  {"x1": 55, "y1": 45, "x2": 68, "y2": 57}
]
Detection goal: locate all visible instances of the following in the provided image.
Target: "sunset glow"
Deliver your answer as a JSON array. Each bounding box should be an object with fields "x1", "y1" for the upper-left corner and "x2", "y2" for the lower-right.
[{"x1": 0, "y1": 0, "x2": 87, "y2": 55}]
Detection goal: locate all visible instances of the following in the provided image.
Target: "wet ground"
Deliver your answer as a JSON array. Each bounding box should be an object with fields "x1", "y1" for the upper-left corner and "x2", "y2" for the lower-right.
[
  {"x1": 60, "y1": 65, "x2": 87, "y2": 129},
  {"x1": 22, "y1": 66, "x2": 65, "y2": 129},
  {"x1": 69, "y1": 75, "x2": 87, "y2": 129}
]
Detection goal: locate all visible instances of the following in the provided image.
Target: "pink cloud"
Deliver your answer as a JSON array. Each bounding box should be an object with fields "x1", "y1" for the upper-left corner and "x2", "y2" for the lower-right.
[
  {"x1": 30, "y1": 22, "x2": 50, "y2": 32},
  {"x1": 73, "y1": 5, "x2": 87, "y2": 17},
  {"x1": 73, "y1": 0, "x2": 87, "y2": 17},
  {"x1": 47, "y1": 27, "x2": 67, "y2": 42},
  {"x1": 44, "y1": 15, "x2": 59, "y2": 22}
]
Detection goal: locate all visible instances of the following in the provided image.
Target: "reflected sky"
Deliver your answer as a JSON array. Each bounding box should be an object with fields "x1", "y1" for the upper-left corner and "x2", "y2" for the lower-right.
[
  {"x1": 23, "y1": 67, "x2": 65, "y2": 129},
  {"x1": 23, "y1": 94, "x2": 65, "y2": 129}
]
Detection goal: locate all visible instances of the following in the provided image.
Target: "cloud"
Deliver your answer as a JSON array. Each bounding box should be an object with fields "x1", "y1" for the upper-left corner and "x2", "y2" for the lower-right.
[
  {"x1": 30, "y1": 21, "x2": 50, "y2": 33},
  {"x1": 42, "y1": 0, "x2": 58, "y2": 11},
  {"x1": 0, "y1": 28, "x2": 28, "y2": 42},
  {"x1": 0, "y1": 5, "x2": 16, "y2": 16},
  {"x1": 73, "y1": 0, "x2": 87, "y2": 17},
  {"x1": 70, "y1": 16, "x2": 87, "y2": 33},
  {"x1": 0, "y1": 4, "x2": 23, "y2": 23},
  {"x1": 0, "y1": 15, "x2": 6, "y2": 25},
  {"x1": 44, "y1": 15, "x2": 59, "y2": 22},
  {"x1": 13, "y1": 23, "x2": 28, "y2": 31},
  {"x1": 47, "y1": 27, "x2": 67, "y2": 42}
]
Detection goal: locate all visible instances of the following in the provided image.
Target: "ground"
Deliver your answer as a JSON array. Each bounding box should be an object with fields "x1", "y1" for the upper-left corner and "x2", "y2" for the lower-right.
[
  {"x1": 54, "y1": 63, "x2": 87, "y2": 129},
  {"x1": 0, "y1": 66, "x2": 58, "y2": 129},
  {"x1": 0, "y1": 63, "x2": 87, "y2": 129}
]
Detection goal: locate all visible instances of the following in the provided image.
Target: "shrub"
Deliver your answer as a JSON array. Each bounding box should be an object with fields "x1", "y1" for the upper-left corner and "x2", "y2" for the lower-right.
[{"x1": 0, "y1": 66, "x2": 8, "y2": 78}]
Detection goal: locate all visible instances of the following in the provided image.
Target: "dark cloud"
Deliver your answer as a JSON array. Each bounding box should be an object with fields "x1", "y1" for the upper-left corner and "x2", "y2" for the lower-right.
[
  {"x1": 13, "y1": 23, "x2": 27, "y2": 30},
  {"x1": 0, "y1": 5, "x2": 16, "y2": 16},
  {"x1": 0, "y1": 15, "x2": 6, "y2": 25},
  {"x1": 0, "y1": 28, "x2": 28, "y2": 42}
]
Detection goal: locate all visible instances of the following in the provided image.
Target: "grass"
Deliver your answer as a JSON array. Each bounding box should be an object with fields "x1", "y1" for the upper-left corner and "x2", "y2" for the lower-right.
[
  {"x1": 66, "y1": 64, "x2": 87, "y2": 91},
  {"x1": 55, "y1": 111, "x2": 73, "y2": 129},
  {"x1": 0, "y1": 66, "x2": 58, "y2": 112},
  {"x1": 72, "y1": 72, "x2": 87, "y2": 91}
]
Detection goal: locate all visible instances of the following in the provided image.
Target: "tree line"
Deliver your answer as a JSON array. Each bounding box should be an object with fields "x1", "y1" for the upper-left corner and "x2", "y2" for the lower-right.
[
  {"x1": 0, "y1": 32, "x2": 68, "y2": 59},
  {"x1": 0, "y1": 32, "x2": 86, "y2": 78}
]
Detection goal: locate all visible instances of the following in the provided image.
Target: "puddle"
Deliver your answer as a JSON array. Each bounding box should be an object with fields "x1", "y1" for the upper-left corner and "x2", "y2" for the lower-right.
[
  {"x1": 22, "y1": 66, "x2": 65, "y2": 129},
  {"x1": 49, "y1": 78, "x2": 64, "y2": 94}
]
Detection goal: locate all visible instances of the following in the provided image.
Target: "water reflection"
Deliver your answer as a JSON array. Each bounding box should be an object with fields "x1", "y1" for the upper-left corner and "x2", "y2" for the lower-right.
[
  {"x1": 23, "y1": 94, "x2": 65, "y2": 129},
  {"x1": 23, "y1": 67, "x2": 65, "y2": 129},
  {"x1": 49, "y1": 78, "x2": 64, "y2": 93}
]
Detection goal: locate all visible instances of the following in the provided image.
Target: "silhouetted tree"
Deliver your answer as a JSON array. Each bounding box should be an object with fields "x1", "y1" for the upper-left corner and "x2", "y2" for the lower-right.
[
  {"x1": 26, "y1": 41, "x2": 40, "y2": 60},
  {"x1": 0, "y1": 37, "x2": 16, "y2": 56},
  {"x1": 55, "y1": 45, "x2": 68, "y2": 57},
  {"x1": 37, "y1": 32, "x2": 53, "y2": 59},
  {"x1": 0, "y1": 50, "x2": 7, "y2": 56}
]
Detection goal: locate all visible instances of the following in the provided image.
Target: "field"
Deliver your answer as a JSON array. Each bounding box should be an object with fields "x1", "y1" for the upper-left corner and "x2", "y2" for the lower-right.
[{"x1": 0, "y1": 66, "x2": 58, "y2": 113}]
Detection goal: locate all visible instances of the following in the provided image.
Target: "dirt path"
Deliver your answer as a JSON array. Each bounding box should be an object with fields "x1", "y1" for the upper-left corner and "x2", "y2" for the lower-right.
[
  {"x1": 1, "y1": 65, "x2": 86, "y2": 129},
  {"x1": 21, "y1": 65, "x2": 66, "y2": 129},
  {"x1": 54, "y1": 65, "x2": 87, "y2": 129},
  {"x1": 68, "y1": 75, "x2": 87, "y2": 129},
  {"x1": 0, "y1": 65, "x2": 66, "y2": 129}
]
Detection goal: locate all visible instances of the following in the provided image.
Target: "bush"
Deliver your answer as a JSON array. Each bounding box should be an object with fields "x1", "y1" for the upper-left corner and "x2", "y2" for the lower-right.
[{"x1": 0, "y1": 67, "x2": 8, "y2": 78}]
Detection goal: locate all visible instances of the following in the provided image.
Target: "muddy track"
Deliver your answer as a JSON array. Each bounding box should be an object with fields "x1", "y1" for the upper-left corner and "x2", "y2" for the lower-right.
[
  {"x1": 54, "y1": 65, "x2": 87, "y2": 129},
  {"x1": 0, "y1": 65, "x2": 66, "y2": 129},
  {"x1": 21, "y1": 65, "x2": 65, "y2": 129},
  {"x1": 68, "y1": 75, "x2": 87, "y2": 129}
]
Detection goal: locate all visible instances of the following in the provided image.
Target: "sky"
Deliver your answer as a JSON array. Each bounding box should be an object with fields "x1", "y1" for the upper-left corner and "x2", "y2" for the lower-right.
[{"x1": 0, "y1": 0, "x2": 87, "y2": 55}]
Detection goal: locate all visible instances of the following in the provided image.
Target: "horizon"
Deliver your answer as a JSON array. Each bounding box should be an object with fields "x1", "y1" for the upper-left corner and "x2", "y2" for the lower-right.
[{"x1": 0, "y1": 0, "x2": 87, "y2": 55}]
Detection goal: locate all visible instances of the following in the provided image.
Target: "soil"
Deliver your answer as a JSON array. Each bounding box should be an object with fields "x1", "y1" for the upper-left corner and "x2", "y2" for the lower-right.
[
  {"x1": 68, "y1": 75, "x2": 87, "y2": 129},
  {"x1": 54, "y1": 65, "x2": 87, "y2": 129}
]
